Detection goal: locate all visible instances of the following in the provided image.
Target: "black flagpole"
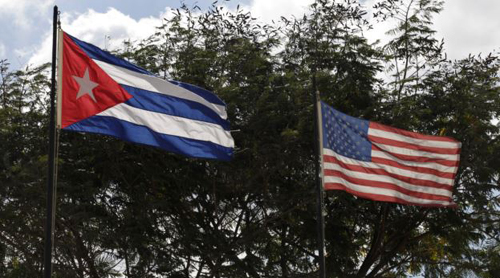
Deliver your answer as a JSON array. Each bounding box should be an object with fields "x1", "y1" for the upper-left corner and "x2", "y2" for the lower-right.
[
  {"x1": 310, "y1": 6, "x2": 326, "y2": 275},
  {"x1": 313, "y1": 86, "x2": 326, "y2": 276},
  {"x1": 44, "y1": 5, "x2": 59, "y2": 278}
]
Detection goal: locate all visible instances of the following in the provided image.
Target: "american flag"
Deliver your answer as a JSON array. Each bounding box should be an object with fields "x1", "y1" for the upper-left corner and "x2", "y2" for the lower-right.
[{"x1": 320, "y1": 102, "x2": 461, "y2": 207}]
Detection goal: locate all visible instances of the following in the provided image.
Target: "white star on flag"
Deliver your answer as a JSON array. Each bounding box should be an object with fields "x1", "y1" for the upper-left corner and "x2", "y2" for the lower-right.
[{"x1": 72, "y1": 68, "x2": 98, "y2": 102}]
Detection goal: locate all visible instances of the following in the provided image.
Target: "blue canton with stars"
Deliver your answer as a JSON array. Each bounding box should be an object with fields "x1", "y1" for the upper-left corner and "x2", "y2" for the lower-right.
[{"x1": 321, "y1": 101, "x2": 372, "y2": 161}]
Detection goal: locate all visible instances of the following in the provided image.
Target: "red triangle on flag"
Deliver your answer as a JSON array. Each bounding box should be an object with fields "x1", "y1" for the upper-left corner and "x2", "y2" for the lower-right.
[{"x1": 60, "y1": 32, "x2": 132, "y2": 129}]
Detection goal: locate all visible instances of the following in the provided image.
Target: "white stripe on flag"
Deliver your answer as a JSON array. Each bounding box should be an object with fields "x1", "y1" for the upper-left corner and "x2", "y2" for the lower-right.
[
  {"x1": 323, "y1": 154, "x2": 453, "y2": 197},
  {"x1": 323, "y1": 176, "x2": 455, "y2": 206},
  {"x1": 323, "y1": 149, "x2": 454, "y2": 186},
  {"x1": 371, "y1": 150, "x2": 458, "y2": 173},
  {"x1": 368, "y1": 128, "x2": 461, "y2": 149},
  {"x1": 372, "y1": 143, "x2": 460, "y2": 161},
  {"x1": 94, "y1": 60, "x2": 228, "y2": 120},
  {"x1": 98, "y1": 103, "x2": 234, "y2": 148}
]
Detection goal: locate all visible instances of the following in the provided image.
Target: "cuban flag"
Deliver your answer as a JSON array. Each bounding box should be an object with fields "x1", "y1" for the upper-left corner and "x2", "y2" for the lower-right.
[{"x1": 56, "y1": 31, "x2": 234, "y2": 160}]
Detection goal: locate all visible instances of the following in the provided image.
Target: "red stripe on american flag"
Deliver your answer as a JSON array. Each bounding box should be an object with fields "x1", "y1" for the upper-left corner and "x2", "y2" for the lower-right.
[
  {"x1": 370, "y1": 122, "x2": 459, "y2": 143},
  {"x1": 324, "y1": 155, "x2": 454, "y2": 190},
  {"x1": 324, "y1": 183, "x2": 457, "y2": 208},
  {"x1": 368, "y1": 135, "x2": 461, "y2": 155},
  {"x1": 371, "y1": 145, "x2": 460, "y2": 167},
  {"x1": 371, "y1": 157, "x2": 455, "y2": 179},
  {"x1": 323, "y1": 171, "x2": 452, "y2": 201}
]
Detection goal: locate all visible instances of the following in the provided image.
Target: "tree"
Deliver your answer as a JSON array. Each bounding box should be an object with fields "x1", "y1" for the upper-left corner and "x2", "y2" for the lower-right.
[
  {"x1": 0, "y1": 0, "x2": 498, "y2": 277},
  {"x1": 0, "y1": 62, "x2": 51, "y2": 277}
]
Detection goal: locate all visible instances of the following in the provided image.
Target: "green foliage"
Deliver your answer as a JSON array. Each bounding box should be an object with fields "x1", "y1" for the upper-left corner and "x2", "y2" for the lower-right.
[
  {"x1": 0, "y1": 0, "x2": 499, "y2": 277},
  {"x1": 0, "y1": 61, "x2": 50, "y2": 277}
]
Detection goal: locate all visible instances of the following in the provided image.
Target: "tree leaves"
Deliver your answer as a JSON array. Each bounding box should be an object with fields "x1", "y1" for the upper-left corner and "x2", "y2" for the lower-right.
[{"x1": 0, "y1": 1, "x2": 498, "y2": 277}]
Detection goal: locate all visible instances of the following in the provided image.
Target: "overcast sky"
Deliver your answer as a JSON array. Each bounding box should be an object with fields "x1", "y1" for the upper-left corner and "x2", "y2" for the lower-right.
[{"x1": 0, "y1": 0, "x2": 498, "y2": 70}]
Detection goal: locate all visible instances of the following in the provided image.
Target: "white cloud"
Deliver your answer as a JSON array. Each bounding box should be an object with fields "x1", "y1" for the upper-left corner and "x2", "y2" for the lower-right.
[
  {"x1": 243, "y1": 0, "x2": 313, "y2": 23},
  {"x1": 363, "y1": 0, "x2": 500, "y2": 60},
  {"x1": 25, "y1": 0, "x2": 316, "y2": 67},
  {"x1": 0, "y1": 43, "x2": 6, "y2": 58},
  {"x1": 0, "y1": 0, "x2": 54, "y2": 28},
  {"x1": 24, "y1": 0, "x2": 500, "y2": 68},
  {"x1": 434, "y1": 0, "x2": 500, "y2": 59},
  {"x1": 60, "y1": 8, "x2": 164, "y2": 49},
  {"x1": 27, "y1": 7, "x2": 174, "y2": 66}
]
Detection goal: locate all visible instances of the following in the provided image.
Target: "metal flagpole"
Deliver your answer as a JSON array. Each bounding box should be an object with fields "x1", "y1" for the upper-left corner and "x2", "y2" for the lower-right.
[
  {"x1": 44, "y1": 5, "x2": 59, "y2": 278},
  {"x1": 310, "y1": 5, "x2": 326, "y2": 275},
  {"x1": 313, "y1": 86, "x2": 326, "y2": 276}
]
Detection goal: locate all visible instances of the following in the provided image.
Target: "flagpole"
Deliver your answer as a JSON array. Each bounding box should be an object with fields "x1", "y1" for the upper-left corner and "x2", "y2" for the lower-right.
[
  {"x1": 44, "y1": 5, "x2": 59, "y2": 278},
  {"x1": 313, "y1": 86, "x2": 326, "y2": 277}
]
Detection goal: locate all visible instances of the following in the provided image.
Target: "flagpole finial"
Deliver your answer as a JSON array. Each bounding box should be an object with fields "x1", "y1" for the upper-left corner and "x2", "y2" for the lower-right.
[{"x1": 54, "y1": 6, "x2": 61, "y2": 29}]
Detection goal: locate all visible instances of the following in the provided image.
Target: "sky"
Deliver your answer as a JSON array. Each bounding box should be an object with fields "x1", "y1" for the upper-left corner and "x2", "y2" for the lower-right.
[{"x1": 0, "y1": 0, "x2": 499, "y2": 70}]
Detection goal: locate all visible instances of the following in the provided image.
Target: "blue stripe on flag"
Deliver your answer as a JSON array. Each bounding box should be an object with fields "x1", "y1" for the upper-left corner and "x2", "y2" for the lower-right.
[
  {"x1": 169, "y1": 80, "x2": 226, "y2": 106},
  {"x1": 68, "y1": 33, "x2": 227, "y2": 107},
  {"x1": 121, "y1": 85, "x2": 231, "y2": 130},
  {"x1": 64, "y1": 115, "x2": 233, "y2": 160},
  {"x1": 67, "y1": 33, "x2": 152, "y2": 76}
]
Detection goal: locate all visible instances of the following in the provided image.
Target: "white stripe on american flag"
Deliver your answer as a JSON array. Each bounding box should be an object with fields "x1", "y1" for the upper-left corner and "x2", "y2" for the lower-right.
[
  {"x1": 323, "y1": 149, "x2": 454, "y2": 187},
  {"x1": 371, "y1": 142, "x2": 460, "y2": 161},
  {"x1": 322, "y1": 152, "x2": 455, "y2": 204},
  {"x1": 371, "y1": 150, "x2": 457, "y2": 174},
  {"x1": 368, "y1": 126, "x2": 461, "y2": 149},
  {"x1": 323, "y1": 158, "x2": 452, "y2": 198},
  {"x1": 323, "y1": 176, "x2": 455, "y2": 207}
]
